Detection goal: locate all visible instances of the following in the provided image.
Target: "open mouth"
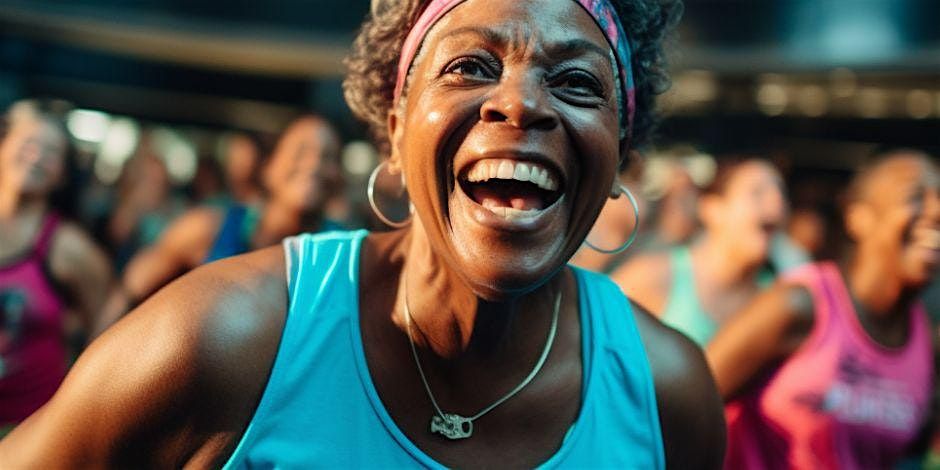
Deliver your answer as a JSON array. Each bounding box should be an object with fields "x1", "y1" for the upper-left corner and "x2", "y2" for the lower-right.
[
  {"x1": 911, "y1": 227, "x2": 940, "y2": 251},
  {"x1": 458, "y1": 159, "x2": 564, "y2": 221}
]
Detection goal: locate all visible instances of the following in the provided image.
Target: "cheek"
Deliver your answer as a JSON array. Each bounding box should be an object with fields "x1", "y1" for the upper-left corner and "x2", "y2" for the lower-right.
[{"x1": 45, "y1": 154, "x2": 65, "y2": 178}]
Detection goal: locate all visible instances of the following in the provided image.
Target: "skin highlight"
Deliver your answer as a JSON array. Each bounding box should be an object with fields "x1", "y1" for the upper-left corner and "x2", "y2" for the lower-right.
[
  {"x1": 612, "y1": 159, "x2": 787, "y2": 326},
  {"x1": 0, "y1": 2, "x2": 723, "y2": 468}
]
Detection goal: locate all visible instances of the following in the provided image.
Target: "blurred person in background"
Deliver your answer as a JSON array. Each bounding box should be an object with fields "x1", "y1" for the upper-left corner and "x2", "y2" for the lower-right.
[
  {"x1": 612, "y1": 158, "x2": 788, "y2": 345},
  {"x1": 638, "y1": 146, "x2": 713, "y2": 252},
  {"x1": 707, "y1": 150, "x2": 938, "y2": 469},
  {"x1": 217, "y1": 131, "x2": 264, "y2": 207},
  {"x1": 107, "y1": 144, "x2": 187, "y2": 269},
  {"x1": 0, "y1": 101, "x2": 113, "y2": 432},
  {"x1": 188, "y1": 155, "x2": 227, "y2": 206},
  {"x1": 568, "y1": 163, "x2": 647, "y2": 273},
  {"x1": 100, "y1": 114, "x2": 344, "y2": 321},
  {"x1": 570, "y1": 146, "x2": 709, "y2": 273},
  {"x1": 786, "y1": 206, "x2": 829, "y2": 260}
]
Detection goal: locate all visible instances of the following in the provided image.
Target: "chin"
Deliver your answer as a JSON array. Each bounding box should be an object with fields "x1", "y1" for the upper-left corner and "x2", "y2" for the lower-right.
[
  {"x1": 902, "y1": 267, "x2": 935, "y2": 290},
  {"x1": 452, "y1": 245, "x2": 566, "y2": 301}
]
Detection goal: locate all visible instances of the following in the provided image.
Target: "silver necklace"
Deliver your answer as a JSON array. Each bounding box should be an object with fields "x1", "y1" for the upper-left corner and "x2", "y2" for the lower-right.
[{"x1": 402, "y1": 280, "x2": 561, "y2": 440}]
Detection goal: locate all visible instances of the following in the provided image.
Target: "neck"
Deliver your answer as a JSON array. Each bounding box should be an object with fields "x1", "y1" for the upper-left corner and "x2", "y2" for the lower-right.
[
  {"x1": 232, "y1": 185, "x2": 262, "y2": 205},
  {"x1": 846, "y1": 247, "x2": 915, "y2": 317},
  {"x1": 394, "y1": 221, "x2": 561, "y2": 360},
  {"x1": 0, "y1": 190, "x2": 43, "y2": 222},
  {"x1": 692, "y1": 234, "x2": 762, "y2": 288},
  {"x1": 253, "y1": 198, "x2": 323, "y2": 248},
  {"x1": 0, "y1": 185, "x2": 20, "y2": 220}
]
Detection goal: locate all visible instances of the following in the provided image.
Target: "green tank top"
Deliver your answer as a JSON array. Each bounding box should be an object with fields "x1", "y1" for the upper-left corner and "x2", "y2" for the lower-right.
[{"x1": 660, "y1": 246, "x2": 773, "y2": 346}]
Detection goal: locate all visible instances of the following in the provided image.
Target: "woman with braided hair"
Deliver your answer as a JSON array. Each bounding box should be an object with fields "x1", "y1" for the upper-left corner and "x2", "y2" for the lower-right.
[{"x1": 0, "y1": 0, "x2": 723, "y2": 467}]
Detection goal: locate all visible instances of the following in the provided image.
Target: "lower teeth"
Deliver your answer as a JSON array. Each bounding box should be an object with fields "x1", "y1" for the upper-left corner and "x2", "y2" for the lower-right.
[{"x1": 489, "y1": 206, "x2": 541, "y2": 220}]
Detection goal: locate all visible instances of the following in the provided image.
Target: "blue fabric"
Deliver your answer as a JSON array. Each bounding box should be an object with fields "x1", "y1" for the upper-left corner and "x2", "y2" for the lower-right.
[
  {"x1": 205, "y1": 204, "x2": 345, "y2": 263},
  {"x1": 224, "y1": 230, "x2": 665, "y2": 469},
  {"x1": 205, "y1": 205, "x2": 253, "y2": 263}
]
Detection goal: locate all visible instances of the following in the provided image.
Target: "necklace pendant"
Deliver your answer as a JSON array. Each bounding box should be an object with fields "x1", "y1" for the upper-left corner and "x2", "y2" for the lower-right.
[{"x1": 430, "y1": 413, "x2": 473, "y2": 440}]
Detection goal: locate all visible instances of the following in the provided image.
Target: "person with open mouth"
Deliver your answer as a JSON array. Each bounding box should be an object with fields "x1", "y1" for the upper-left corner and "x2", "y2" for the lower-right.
[
  {"x1": 612, "y1": 158, "x2": 789, "y2": 346},
  {"x1": 0, "y1": 0, "x2": 725, "y2": 468},
  {"x1": 707, "y1": 150, "x2": 940, "y2": 469}
]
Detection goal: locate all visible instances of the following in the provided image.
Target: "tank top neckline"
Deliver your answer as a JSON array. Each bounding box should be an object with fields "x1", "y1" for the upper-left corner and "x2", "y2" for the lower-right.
[
  {"x1": 818, "y1": 261, "x2": 925, "y2": 358},
  {"x1": 347, "y1": 231, "x2": 598, "y2": 468}
]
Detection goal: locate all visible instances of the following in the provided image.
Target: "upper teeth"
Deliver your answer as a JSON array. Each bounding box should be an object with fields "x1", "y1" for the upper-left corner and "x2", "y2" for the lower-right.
[
  {"x1": 465, "y1": 159, "x2": 559, "y2": 191},
  {"x1": 914, "y1": 228, "x2": 940, "y2": 250}
]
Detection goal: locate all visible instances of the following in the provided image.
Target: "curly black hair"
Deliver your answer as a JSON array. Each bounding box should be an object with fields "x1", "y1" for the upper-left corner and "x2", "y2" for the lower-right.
[{"x1": 343, "y1": 0, "x2": 683, "y2": 166}]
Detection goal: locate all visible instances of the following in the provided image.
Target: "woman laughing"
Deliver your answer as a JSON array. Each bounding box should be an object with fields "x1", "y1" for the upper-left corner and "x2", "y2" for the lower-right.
[{"x1": 0, "y1": 0, "x2": 723, "y2": 467}]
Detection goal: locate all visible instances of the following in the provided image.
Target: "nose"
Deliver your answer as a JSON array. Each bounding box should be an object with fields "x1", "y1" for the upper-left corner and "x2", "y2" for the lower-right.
[
  {"x1": 480, "y1": 71, "x2": 558, "y2": 131},
  {"x1": 20, "y1": 139, "x2": 43, "y2": 165}
]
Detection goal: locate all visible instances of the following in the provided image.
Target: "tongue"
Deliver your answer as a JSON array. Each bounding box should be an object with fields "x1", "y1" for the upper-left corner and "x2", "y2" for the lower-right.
[{"x1": 472, "y1": 185, "x2": 544, "y2": 211}]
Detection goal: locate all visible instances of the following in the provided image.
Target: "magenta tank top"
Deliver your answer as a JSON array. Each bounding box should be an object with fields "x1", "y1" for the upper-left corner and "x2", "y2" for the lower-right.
[
  {"x1": 0, "y1": 214, "x2": 68, "y2": 424},
  {"x1": 725, "y1": 262, "x2": 933, "y2": 469}
]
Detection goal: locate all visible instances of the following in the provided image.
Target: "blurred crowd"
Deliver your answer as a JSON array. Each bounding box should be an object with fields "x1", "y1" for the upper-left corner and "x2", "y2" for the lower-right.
[{"x1": 1, "y1": 96, "x2": 938, "y2": 464}]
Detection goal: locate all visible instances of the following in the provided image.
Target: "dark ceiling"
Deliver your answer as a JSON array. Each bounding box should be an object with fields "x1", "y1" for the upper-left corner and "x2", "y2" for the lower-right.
[{"x1": 0, "y1": 0, "x2": 937, "y2": 151}]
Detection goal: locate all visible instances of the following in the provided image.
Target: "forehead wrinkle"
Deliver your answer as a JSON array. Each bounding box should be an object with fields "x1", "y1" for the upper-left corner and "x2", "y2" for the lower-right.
[
  {"x1": 436, "y1": 24, "x2": 611, "y2": 73},
  {"x1": 440, "y1": 25, "x2": 510, "y2": 49}
]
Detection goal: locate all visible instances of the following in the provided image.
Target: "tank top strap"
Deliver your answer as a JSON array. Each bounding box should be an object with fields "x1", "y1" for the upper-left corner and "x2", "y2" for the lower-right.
[
  {"x1": 815, "y1": 262, "x2": 855, "y2": 328},
  {"x1": 670, "y1": 246, "x2": 693, "y2": 285},
  {"x1": 778, "y1": 262, "x2": 839, "y2": 349},
  {"x1": 33, "y1": 213, "x2": 61, "y2": 261},
  {"x1": 661, "y1": 246, "x2": 716, "y2": 346}
]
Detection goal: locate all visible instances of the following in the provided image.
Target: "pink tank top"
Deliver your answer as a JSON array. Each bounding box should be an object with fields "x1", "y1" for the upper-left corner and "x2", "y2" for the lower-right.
[
  {"x1": 0, "y1": 214, "x2": 68, "y2": 424},
  {"x1": 725, "y1": 262, "x2": 933, "y2": 469}
]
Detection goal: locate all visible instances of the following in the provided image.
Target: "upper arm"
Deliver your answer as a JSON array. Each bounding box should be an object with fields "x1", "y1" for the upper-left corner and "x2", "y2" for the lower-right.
[
  {"x1": 705, "y1": 282, "x2": 815, "y2": 400},
  {"x1": 47, "y1": 222, "x2": 115, "y2": 336},
  {"x1": 611, "y1": 254, "x2": 671, "y2": 316},
  {"x1": 0, "y1": 246, "x2": 288, "y2": 467},
  {"x1": 633, "y1": 302, "x2": 725, "y2": 469}
]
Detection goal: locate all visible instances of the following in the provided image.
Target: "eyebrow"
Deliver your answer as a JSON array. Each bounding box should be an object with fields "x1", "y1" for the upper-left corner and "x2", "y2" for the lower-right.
[{"x1": 442, "y1": 26, "x2": 613, "y2": 67}]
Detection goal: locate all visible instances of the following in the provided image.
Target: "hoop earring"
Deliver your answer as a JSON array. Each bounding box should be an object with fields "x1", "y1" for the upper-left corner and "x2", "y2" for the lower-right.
[
  {"x1": 583, "y1": 183, "x2": 640, "y2": 254},
  {"x1": 368, "y1": 160, "x2": 412, "y2": 228}
]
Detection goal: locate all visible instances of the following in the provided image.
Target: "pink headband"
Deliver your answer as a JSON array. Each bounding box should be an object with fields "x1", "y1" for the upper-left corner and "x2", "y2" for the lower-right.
[{"x1": 392, "y1": 0, "x2": 635, "y2": 140}]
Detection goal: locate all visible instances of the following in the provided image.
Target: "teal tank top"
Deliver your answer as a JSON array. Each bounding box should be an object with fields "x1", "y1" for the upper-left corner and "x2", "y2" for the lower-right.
[
  {"x1": 660, "y1": 246, "x2": 774, "y2": 346},
  {"x1": 224, "y1": 230, "x2": 665, "y2": 468}
]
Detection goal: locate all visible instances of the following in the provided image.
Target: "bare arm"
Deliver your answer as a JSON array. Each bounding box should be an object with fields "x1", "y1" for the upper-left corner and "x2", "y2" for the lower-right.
[
  {"x1": 47, "y1": 222, "x2": 115, "y2": 338},
  {"x1": 0, "y1": 247, "x2": 287, "y2": 468},
  {"x1": 99, "y1": 208, "x2": 221, "y2": 327},
  {"x1": 705, "y1": 282, "x2": 815, "y2": 400},
  {"x1": 633, "y1": 302, "x2": 726, "y2": 469},
  {"x1": 610, "y1": 253, "x2": 672, "y2": 316}
]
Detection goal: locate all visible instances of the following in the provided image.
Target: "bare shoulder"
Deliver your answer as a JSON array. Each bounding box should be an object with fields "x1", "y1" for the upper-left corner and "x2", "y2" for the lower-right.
[
  {"x1": 0, "y1": 246, "x2": 289, "y2": 467},
  {"x1": 631, "y1": 300, "x2": 726, "y2": 469},
  {"x1": 47, "y1": 220, "x2": 104, "y2": 260},
  {"x1": 610, "y1": 251, "x2": 673, "y2": 314}
]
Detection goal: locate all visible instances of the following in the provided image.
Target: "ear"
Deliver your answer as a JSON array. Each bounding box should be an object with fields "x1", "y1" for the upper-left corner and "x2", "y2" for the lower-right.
[
  {"x1": 844, "y1": 202, "x2": 875, "y2": 242},
  {"x1": 386, "y1": 110, "x2": 404, "y2": 175}
]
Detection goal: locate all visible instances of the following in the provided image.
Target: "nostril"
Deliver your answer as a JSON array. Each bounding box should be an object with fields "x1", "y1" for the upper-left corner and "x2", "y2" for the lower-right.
[{"x1": 480, "y1": 107, "x2": 509, "y2": 124}]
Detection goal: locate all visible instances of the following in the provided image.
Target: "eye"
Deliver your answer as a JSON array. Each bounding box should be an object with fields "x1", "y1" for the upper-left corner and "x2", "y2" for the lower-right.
[
  {"x1": 551, "y1": 70, "x2": 605, "y2": 98},
  {"x1": 443, "y1": 57, "x2": 498, "y2": 80}
]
